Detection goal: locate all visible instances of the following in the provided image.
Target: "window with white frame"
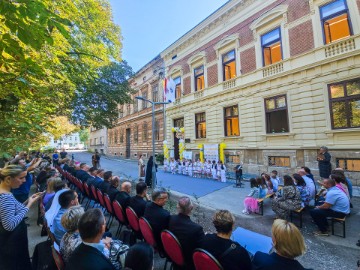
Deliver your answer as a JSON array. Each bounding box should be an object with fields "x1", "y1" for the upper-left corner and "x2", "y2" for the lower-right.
[
  {"x1": 194, "y1": 66, "x2": 205, "y2": 91},
  {"x1": 174, "y1": 76, "x2": 181, "y2": 99},
  {"x1": 222, "y1": 50, "x2": 236, "y2": 81}
]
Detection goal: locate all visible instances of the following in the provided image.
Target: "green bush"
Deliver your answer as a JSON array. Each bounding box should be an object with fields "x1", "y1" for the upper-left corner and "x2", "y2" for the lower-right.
[{"x1": 156, "y1": 153, "x2": 164, "y2": 165}]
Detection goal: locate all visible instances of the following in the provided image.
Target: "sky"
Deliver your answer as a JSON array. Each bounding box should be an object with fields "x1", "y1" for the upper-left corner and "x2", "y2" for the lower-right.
[{"x1": 109, "y1": 0, "x2": 229, "y2": 72}]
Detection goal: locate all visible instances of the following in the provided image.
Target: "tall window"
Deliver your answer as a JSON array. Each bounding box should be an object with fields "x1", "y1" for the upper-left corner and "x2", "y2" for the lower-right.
[
  {"x1": 265, "y1": 95, "x2": 289, "y2": 133},
  {"x1": 329, "y1": 78, "x2": 360, "y2": 129},
  {"x1": 120, "y1": 129, "x2": 124, "y2": 143},
  {"x1": 134, "y1": 124, "x2": 138, "y2": 143},
  {"x1": 114, "y1": 130, "x2": 118, "y2": 144},
  {"x1": 119, "y1": 106, "x2": 123, "y2": 118},
  {"x1": 194, "y1": 66, "x2": 205, "y2": 91},
  {"x1": 222, "y1": 50, "x2": 236, "y2": 81},
  {"x1": 133, "y1": 99, "x2": 138, "y2": 113},
  {"x1": 224, "y1": 105, "x2": 240, "y2": 136},
  {"x1": 154, "y1": 120, "x2": 160, "y2": 141},
  {"x1": 174, "y1": 76, "x2": 181, "y2": 99},
  {"x1": 142, "y1": 122, "x2": 148, "y2": 141},
  {"x1": 261, "y1": 28, "x2": 282, "y2": 66},
  {"x1": 142, "y1": 91, "x2": 148, "y2": 110},
  {"x1": 320, "y1": 0, "x2": 351, "y2": 44},
  {"x1": 152, "y1": 85, "x2": 159, "y2": 102},
  {"x1": 126, "y1": 104, "x2": 131, "y2": 115},
  {"x1": 195, "y1": 112, "x2": 206, "y2": 138}
]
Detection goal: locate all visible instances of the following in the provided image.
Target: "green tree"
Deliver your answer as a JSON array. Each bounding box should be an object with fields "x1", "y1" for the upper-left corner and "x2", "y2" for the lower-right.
[
  {"x1": 79, "y1": 129, "x2": 90, "y2": 145},
  {"x1": 0, "y1": 0, "x2": 132, "y2": 157}
]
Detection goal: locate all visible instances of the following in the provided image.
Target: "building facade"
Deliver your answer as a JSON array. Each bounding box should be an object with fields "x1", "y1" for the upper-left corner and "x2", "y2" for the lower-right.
[
  {"x1": 160, "y1": 0, "x2": 360, "y2": 180},
  {"x1": 47, "y1": 132, "x2": 83, "y2": 150},
  {"x1": 89, "y1": 127, "x2": 107, "y2": 154},
  {"x1": 107, "y1": 55, "x2": 165, "y2": 160}
]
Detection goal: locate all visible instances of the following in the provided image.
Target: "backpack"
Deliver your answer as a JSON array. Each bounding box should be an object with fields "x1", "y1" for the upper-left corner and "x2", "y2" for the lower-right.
[{"x1": 108, "y1": 240, "x2": 129, "y2": 270}]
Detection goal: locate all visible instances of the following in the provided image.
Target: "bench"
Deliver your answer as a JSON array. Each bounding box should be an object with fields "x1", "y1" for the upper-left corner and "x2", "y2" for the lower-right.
[
  {"x1": 328, "y1": 216, "x2": 346, "y2": 238},
  {"x1": 290, "y1": 207, "x2": 305, "y2": 228},
  {"x1": 256, "y1": 186, "x2": 283, "y2": 216}
]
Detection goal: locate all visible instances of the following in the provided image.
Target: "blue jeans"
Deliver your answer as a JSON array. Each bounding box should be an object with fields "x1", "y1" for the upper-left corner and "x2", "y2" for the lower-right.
[{"x1": 310, "y1": 208, "x2": 346, "y2": 232}]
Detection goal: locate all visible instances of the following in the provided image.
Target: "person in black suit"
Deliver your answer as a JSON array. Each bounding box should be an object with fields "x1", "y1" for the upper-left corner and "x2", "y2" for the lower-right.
[
  {"x1": 107, "y1": 176, "x2": 121, "y2": 202},
  {"x1": 169, "y1": 196, "x2": 205, "y2": 270},
  {"x1": 144, "y1": 188, "x2": 170, "y2": 251},
  {"x1": 85, "y1": 167, "x2": 98, "y2": 188},
  {"x1": 75, "y1": 163, "x2": 90, "y2": 182},
  {"x1": 252, "y1": 219, "x2": 308, "y2": 270},
  {"x1": 200, "y1": 210, "x2": 251, "y2": 270},
  {"x1": 128, "y1": 181, "x2": 150, "y2": 217},
  {"x1": 66, "y1": 208, "x2": 115, "y2": 270},
  {"x1": 114, "y1": 181, "x2": 131, "y2": 209},
  {"x1": 98, "y1": 171, "x2": 112, "y2": 194}
]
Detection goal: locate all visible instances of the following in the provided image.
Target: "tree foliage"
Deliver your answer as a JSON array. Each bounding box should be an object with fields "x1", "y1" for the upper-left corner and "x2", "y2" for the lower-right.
[{"x1": 0, "y1": 0, "x2": 132, "y2": 157}]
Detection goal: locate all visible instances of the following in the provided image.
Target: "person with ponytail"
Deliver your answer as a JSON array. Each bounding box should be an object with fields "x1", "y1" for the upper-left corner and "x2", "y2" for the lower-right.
[{"x1": 0, "y1": 165, "x2": 42, "y2": 270}]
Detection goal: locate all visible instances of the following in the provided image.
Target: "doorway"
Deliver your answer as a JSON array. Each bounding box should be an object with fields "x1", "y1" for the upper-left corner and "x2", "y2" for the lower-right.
[{"x1": 126, "y1": 128, "x2": 131, "y2": 158}]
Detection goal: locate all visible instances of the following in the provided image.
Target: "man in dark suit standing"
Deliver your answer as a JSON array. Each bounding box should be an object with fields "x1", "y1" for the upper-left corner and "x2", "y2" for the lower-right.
[
  {"x1": 169, "y1": 196, "x2": 205, "y2": 270},
  {"x1": 66, "y1": 208, "x2": 115, "y2": 270},
  {"x1": 144, "y1": 188, "x2": 170, "y2": 250},
  {"x1": 128, "y1": 181, "x2": 150, "y2": 217}
]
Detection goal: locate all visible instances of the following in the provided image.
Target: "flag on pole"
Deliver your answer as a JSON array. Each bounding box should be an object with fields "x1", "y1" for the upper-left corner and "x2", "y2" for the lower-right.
[{"x1": 164, "y1": 77, "x2": 176, "y2": 103}]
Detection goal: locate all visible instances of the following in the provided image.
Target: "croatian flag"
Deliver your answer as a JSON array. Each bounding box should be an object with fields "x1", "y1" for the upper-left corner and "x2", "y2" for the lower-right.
[{"x1": 164, "y1": 77, "x2": 176, "y2": 103}]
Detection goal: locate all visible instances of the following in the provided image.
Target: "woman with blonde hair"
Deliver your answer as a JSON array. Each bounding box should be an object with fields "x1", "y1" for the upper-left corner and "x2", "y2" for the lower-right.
[
  {"x1": 0, "y1": 165, "x2": 42, "y2": 270},
  {"x1": 59, "y1": 205, "x2": 85, "y2": 263},
  {"x1": 252, "y1": 219, "x2": 308, "y2": 269}
]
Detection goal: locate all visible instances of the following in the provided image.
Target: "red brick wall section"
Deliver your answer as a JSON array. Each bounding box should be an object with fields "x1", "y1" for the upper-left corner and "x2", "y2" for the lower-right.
[
  {"x1": 183, "y1": 76, "x2": 191, "y2": 95},
  {"x1": 240, "y1": 47, "x2": 256, "y2": 74},
  {"x1": 207, "y1": 65, "x2": 218, "y2": 87},
  {"x1": 289, "y1": 20, "x2": 314, "y2": 57},
  {"x1": 206, "y1": 47, "x2": 217, "y2": 63},
  {"x1": 286, "y1": 0, "x2": 311, "y2": 23},
  {"x1": 183, "y1": 63, "x2": 190, "y2": 74}
]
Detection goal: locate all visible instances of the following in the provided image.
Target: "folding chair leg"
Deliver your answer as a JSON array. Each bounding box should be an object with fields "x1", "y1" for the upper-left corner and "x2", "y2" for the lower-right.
[
  {"x1": 343, "y1": 221, "x2": 346, "y2": 238},
  {"x1": 331, "y1": 219, "x2": 335, "y2": 235},
  {"x1": 163, "y1": 258, "x2": 168, "y2": 270}
]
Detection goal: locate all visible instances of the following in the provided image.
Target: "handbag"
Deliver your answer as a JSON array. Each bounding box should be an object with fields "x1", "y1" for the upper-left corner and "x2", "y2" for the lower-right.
[{"x1": 108, "y1": 240, "x2": 129, "y2": 270}]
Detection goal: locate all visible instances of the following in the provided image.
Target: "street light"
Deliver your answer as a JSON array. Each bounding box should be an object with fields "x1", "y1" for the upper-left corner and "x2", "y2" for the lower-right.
[{"x1": 135, "y1": 96, "x2": 170, "y2": 189}]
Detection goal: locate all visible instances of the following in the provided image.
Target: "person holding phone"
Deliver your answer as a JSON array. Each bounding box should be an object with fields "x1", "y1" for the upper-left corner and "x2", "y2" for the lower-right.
[{"x1": 0, "y1": 165, "x2": 42, "y2": 270}]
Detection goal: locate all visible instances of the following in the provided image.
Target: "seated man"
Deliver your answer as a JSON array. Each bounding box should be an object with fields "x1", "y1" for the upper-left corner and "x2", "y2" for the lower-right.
[
  {"x1": 107, "y1": 176, "x2": 120, "y2": 202},
  {"x1": 144, "y1": 188, "x2": 170, "y2": 250},
  {"x1": 200, "y1": 210, "x2": 251, "y2": 270},
  {"x1": 66, "y1": 208, "x2": 115, "y2": 270},
  {"x1": 98, "y1": 171, "x2": 112, "y2": 194},
  {"x1": 75, "y1": 163, "x2": 90, "y2": 182},
  {"x1": 128, "y1": 181, "x2": 149, "y2": 217},
  {"x1": 52, "y1": 190, "x2": 79, "y2": 243},
  {"x1": 115, "y1": 181, "x2": 132, "y2": 209},
  {"x1": 85, "y1": 167, "x2": 98, "y2": 187},
  {"x1": 310, "y1": 178, "x2": 350, "y2": 236},
  {"x1": 169, "y1": 196, "x2": 205, "y2": 270}
]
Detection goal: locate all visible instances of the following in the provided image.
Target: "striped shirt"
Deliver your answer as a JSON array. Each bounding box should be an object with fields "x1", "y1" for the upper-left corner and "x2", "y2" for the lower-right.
[{"x1": 0, "y1": 193, "x2": 29, "y2": 231}]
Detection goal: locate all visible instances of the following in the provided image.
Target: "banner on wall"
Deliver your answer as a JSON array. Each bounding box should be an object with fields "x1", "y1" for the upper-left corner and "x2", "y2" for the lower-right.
[
  {"x1": 204, "y1": 144, "x2": 219, "y2": 162},
  {"x1": 183, "y1": 151, "x2": 193, "y2": 160}
]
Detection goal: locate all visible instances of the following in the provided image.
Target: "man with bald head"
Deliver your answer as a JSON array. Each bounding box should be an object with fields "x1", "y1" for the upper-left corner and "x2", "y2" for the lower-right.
[
  {"x1": 168, "y1": 196, "x2": 205, "y2": 269},
  {"x1": 115, "y1": 181, "x2": 132, "y2": 210},
  {"x1": 298, "y1": 169, "x2": 316, "y2": 205}
]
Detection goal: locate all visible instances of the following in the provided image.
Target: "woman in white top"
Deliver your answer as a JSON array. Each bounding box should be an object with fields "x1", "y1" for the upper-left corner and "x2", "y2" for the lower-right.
[{"x1": 219, "y1": 161, "x2": 227, "y2": 183}]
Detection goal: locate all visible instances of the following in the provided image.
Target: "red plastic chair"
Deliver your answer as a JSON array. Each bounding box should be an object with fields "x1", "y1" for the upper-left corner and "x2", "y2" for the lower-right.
[
  {"x1": 193, "y1": 248, "x2": 223, "y2": 270},
  {"x1": 139, "y1": 217, "x2": 156, "y2": 248},
  {"x1": 161, "y1": 230, "x2": 185, "y2": 267},
  {"x1": 91, "y1": 185, "x2": 98, "y2": 202},
  {"x1": 112, "y1": 201, "x2": 127, "y2": 237},
  {"x1": 126, "y1": 207, "x2": 140, "y2": 232},
  {"x1": 104, "y1": 194, "x2": 114, "y2": 215},
  {"x1": 51, "y1": 245, "x2": 65, "y2": 270},
  {"x1": 96, "y1": 188, "x2": 106, "y2": 208}
]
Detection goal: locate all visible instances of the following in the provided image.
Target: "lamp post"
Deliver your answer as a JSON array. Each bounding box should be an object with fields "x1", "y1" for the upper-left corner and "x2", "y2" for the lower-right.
[{"x1": 135, "y1": 96, "x2": 169, "y2": 189}]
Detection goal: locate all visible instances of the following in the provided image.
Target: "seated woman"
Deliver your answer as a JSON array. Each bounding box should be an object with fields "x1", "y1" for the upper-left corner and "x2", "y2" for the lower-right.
[
  {"x1": 243, "y1": 178, "x2": 262, "y2": 215},
  {"x1": 293, "y1": 174, "x2": 310, "y2": 207},
  {"x1": 257, "y1": 177, "x2": 267, "y2": 198},
  {"x1": 199, "y1": 210, "x2": 251, "y2": 270},
  {"x1": 272, "y1": 175, "x2": 302, "y2": 219},
  {"x1": 60, "y1": 205, "x2": 85, "y2": 263},
  {"x1": 124, "y1": 242, "x2": 154, "y2": 270},
  {"x1": 262, "y1": 173, "x2": 274, "y2": 194},
  {"x1": 252, "y1": 219, "x2": 308, "y2": 270}
]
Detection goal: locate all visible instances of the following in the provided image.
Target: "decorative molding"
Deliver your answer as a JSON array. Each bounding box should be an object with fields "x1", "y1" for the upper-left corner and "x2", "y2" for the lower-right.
[
  {"x1": 250, "y1": 5, "x2": 288, "y2": 31},
  {"x1": 187, "y1": 52, "x2": 206, "y2": 66},
  {"x1": 324, "y1": 37, "x2": 356, "y2": 58},
  {"x1": 214, "y1": 33, "x2": 240, "y2": 51}
]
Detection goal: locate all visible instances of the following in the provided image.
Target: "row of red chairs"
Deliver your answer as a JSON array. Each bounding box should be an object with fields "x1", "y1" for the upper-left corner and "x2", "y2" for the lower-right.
[{"x1": 58, "y1": 167, "x2": 224, "y2": 270}]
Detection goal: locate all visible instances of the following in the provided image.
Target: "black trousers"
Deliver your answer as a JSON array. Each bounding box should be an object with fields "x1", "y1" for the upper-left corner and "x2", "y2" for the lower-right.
[{"x1": 310, "y1": 208, "x2": 346, "y2": 232}]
